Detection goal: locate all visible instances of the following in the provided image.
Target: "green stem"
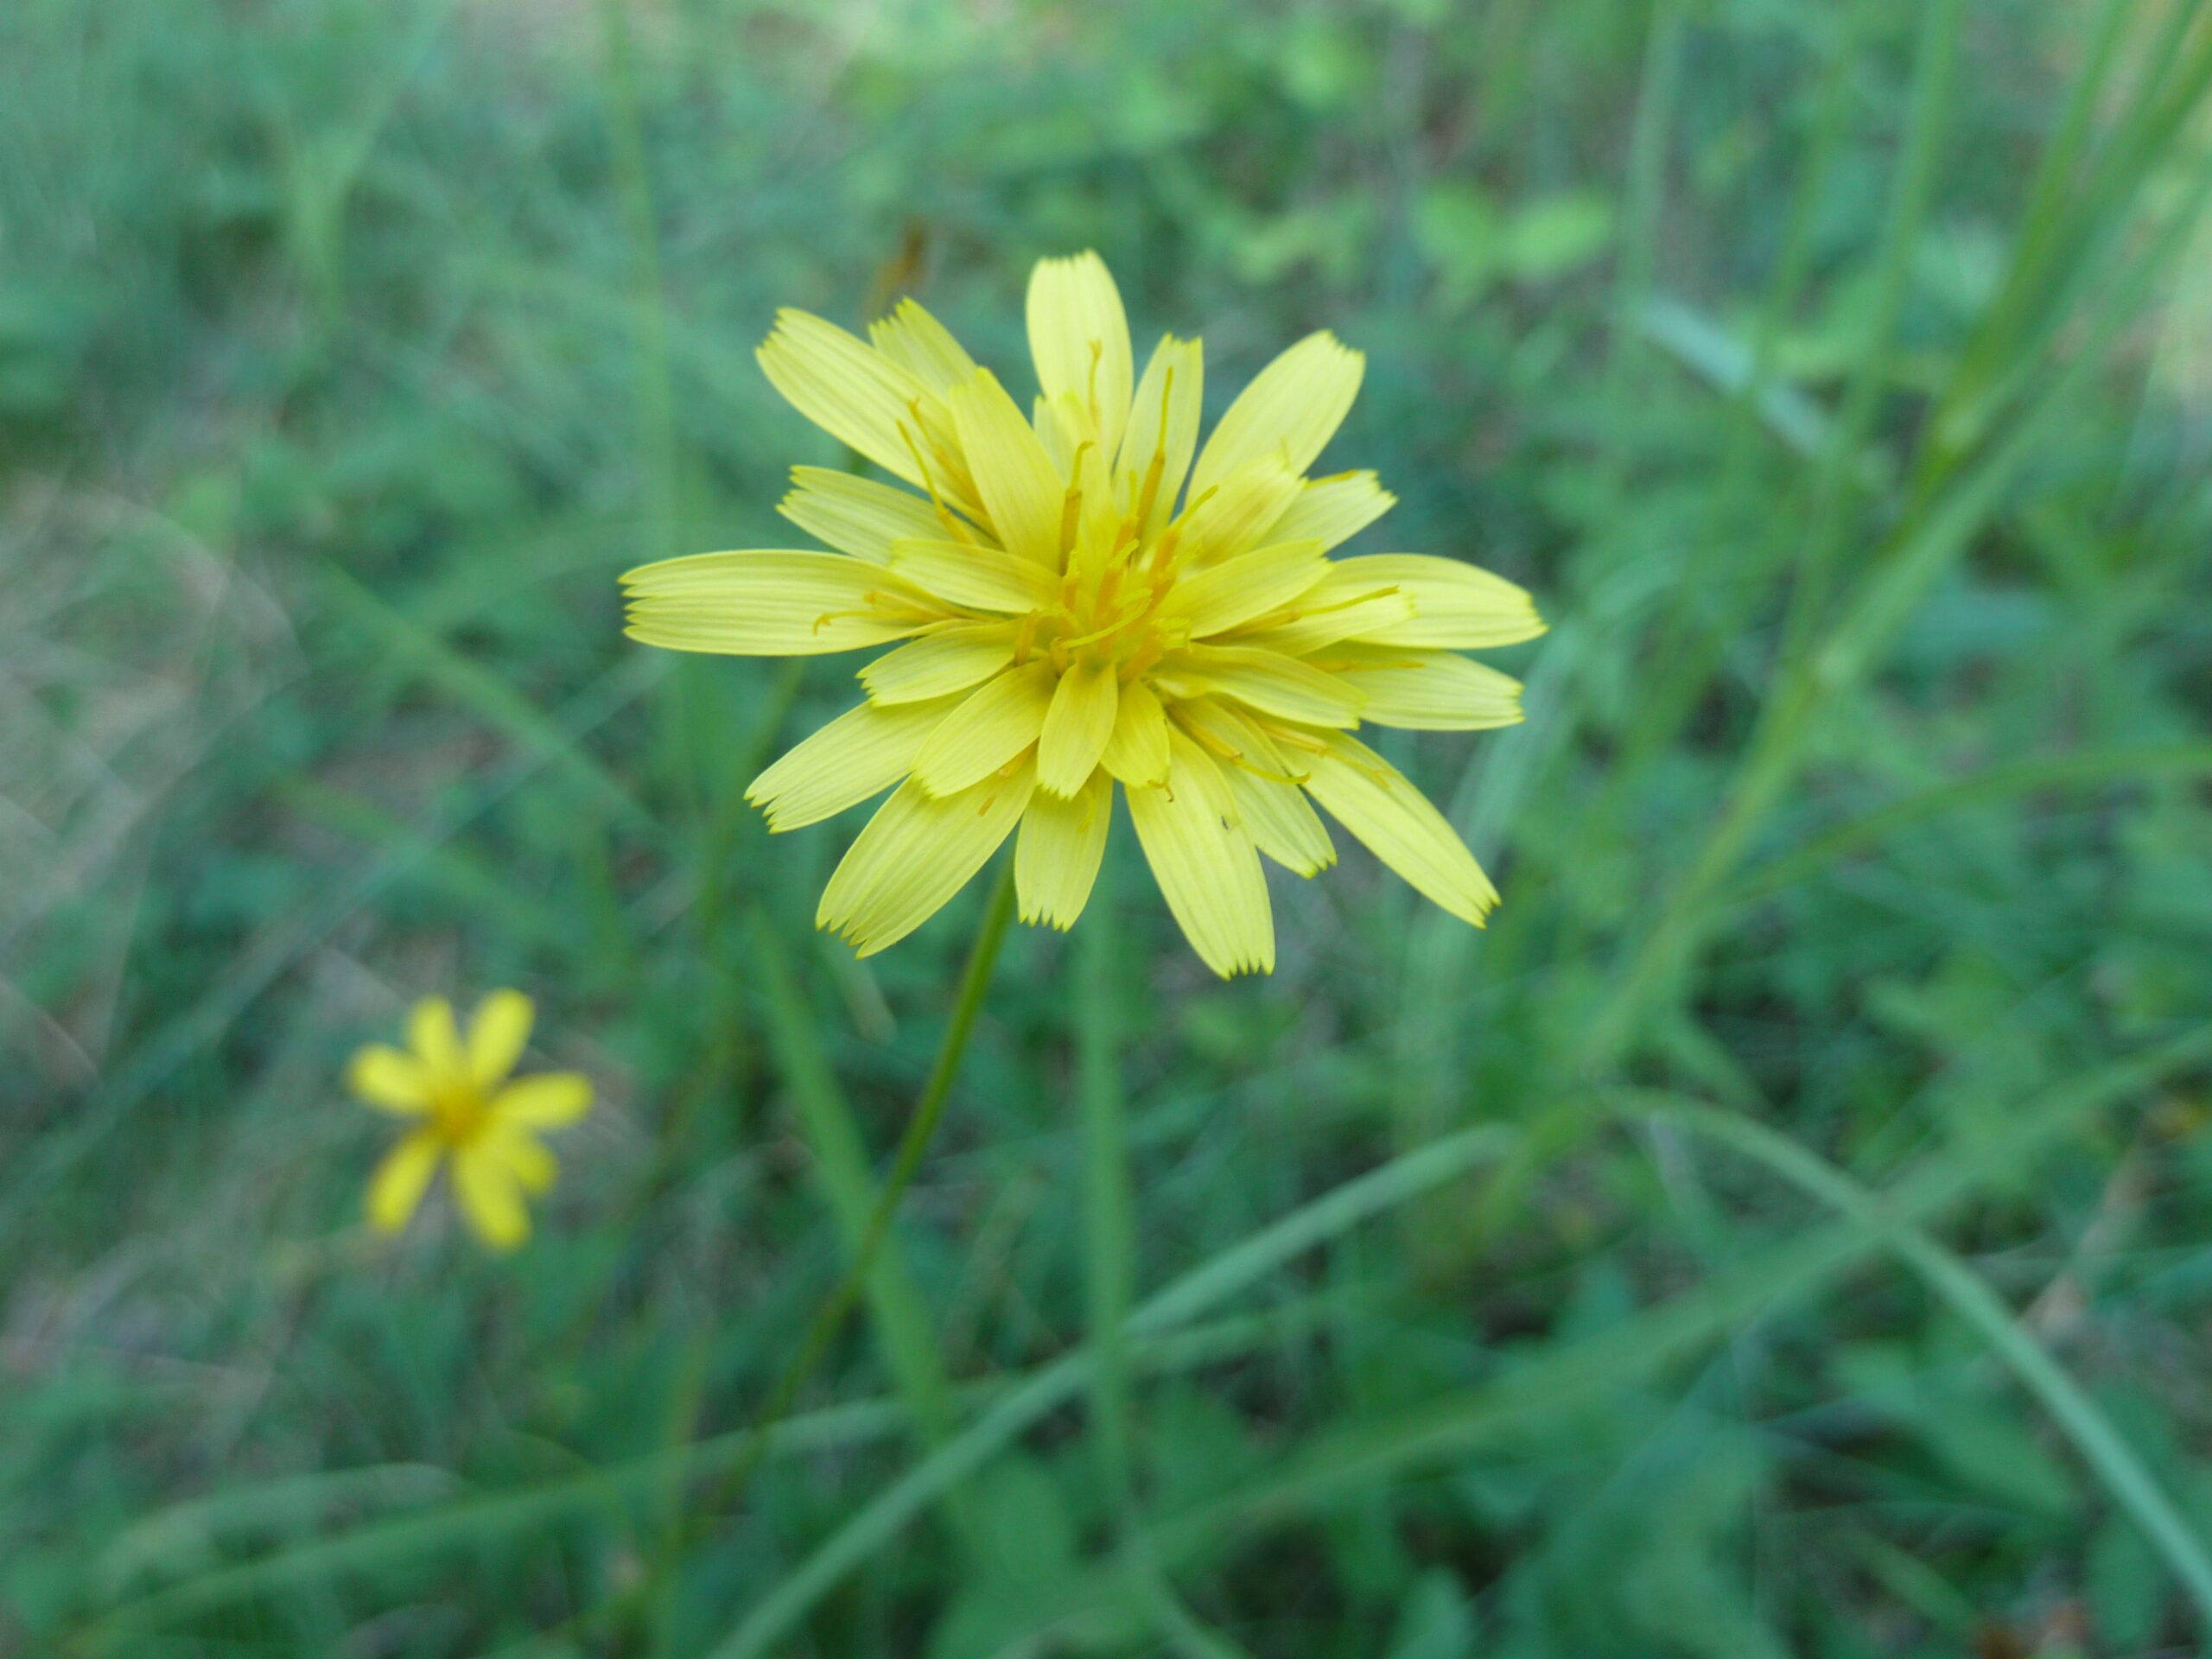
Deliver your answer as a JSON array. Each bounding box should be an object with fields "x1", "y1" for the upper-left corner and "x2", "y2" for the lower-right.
[
  {"x1": 714, "y1": 860, "x2": 1019, "y2": 1515},
  {"x1": 588, "y1": 858, "x2": 1024, "y2": 1654},
  {"x1": 1075, "y1": 868, "x2": 1241, "y2": 1654},
  {"x1": 747, "y1": 904, "x2": 976, "y2": 1540},
  {"x1": 1077, "y1": 856, "x2": 1136, "y2": 1512}
]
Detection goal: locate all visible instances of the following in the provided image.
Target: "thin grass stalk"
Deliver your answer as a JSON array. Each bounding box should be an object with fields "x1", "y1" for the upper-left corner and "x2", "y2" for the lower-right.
[
  {"x1": 1640, "y1": 1095, "x2": 2212, "y2": 1632},
  {"x1": 1566, "y1": 65, "x2": 2212, "y2": 1089},
  {"x1": 710, "y1": 1122, "x2": 1522, "y2": 1659},
  {"x1": 86, "y1": 1305, "x2": 1343, "y2": 1649},
  {"x1": 1931, "y1": 0, "x2": 2210, "y2": 461},
  {"x1": 1770, "y1": 0, "x2": 1964, "y2": 668},
  {"x1": 1595, "y1": 0, "x2": 1687, "y2": 502},
  {"x1": 777, "y1": 1028, "x2": 2212, "y2": 1652},
  {"x1": 1592, "y1": 0, "x2": 1874, "y2": 811}
]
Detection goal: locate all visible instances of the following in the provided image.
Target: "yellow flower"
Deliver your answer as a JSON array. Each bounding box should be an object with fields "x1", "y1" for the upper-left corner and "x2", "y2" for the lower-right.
[
  {"x1": 347, "y1": 991, "x2": 591, "y2": 1251},
  {"x1": 624, "y1": 253, "x2": 1544, "y2": 976}
]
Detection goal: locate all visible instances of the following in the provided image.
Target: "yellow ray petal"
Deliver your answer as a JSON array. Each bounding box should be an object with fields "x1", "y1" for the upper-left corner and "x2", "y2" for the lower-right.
[
  {"x1": 860, "y1": 622, "x2": 1020, "y2": 704},
  {"x1": 1183, "y1": 454, "x2": 1300, "y2": 566},
  {"x1": 1222, "y1": 764, "x2": 1335, "y2": 877},
  {"x1": 347, "y1": 1045, "x2": 432, "y2": 1115},
  {"x1": 868, "y1": 297, "x2": 981, "y2": 395},
  {"x1": 1152, "y1": 644, "x2": 1364, "y2": 728},
  {"x1": 756, "y1": 308, "x2": 936, "y2": 488},
  {"x1": 746, "y1": 696, "x2": 957, "y2": 831},
  {"x1": 490, "y1": 1073, "x2": 594, "y2": 1128},
  {"x1": 1173, "y1": 698, "x2": 1335, "y2": 876},
  {"x1": 481, "y1": 1127, "x2": 558, "y2": 1194},
  {"x1": 1100, "y1": 676, "x2": 1170, "y2": 787},
  {"x1": 1308, "y1": 644, "x2": 1524, "y2": 730},
  {"x1": 1188, "y1": 331, "x2": 1364, "y2": 502},
  {"x1": 623, "y1": 551, "x2": 943, "y2": 656},
  {"x1": 466, "y1": 989, "x2": 533, "y2": 1090},
  {"x1": 1270, "y1": 471, "x2": 1395, "y2": 551},
  {"x1": 1120, "y1": 334, "x2": 1204, "y2": 536},
  {"x1": 1224, "y1": 586, "x2": 1418, "y2": 657},
  {"x1": 1036, "y1": 658, "x2": 1119, "y2": 797},
  {"x1": 818, "y1": 762, "x2": 1038, "y2": 956},
  {"x1": 1014, "y1": 767, "x2": 1112, "y2": 929},
  {"x1": 1300, "y1": 730, "x2": 1498, "y2": 925},
  {"x1": 1166, "y1": 539, "x2": 1329, "y2": 638},
  {"x1": 1027, "y1": 251, "x2": 1135, "y2": 463},
  {"x1": 912, "y1": 662, "x2": 1056, "y2": 795},
  {"x1": 452, "y1": 1144, "x2": 531, "y2": 1251},
  {"x1": 779, "y1": 467, "x2": 951, "y2": 564},
  {"x1": 1125, "y1": 729, "x2": 1274, "y2": 977},
  {"x1": 1320, "y1": 555, "x2": 1546, "y2": 649},
  {"x1": 1033, "y1": 391, "x2": 1075, "y2": 476},
  {"x1": 407, "y1": 997, "x2": 463, "y2": 1077},
  {"x1": 946, "y1": 369, "x2": 1066, "y2": 566},
  {"x1": 886, "y1": 537, "x2": 1058, "y2": 613},
  {"x1": 366, "y1": 1129, "x2": 443, "y2": 1233}
]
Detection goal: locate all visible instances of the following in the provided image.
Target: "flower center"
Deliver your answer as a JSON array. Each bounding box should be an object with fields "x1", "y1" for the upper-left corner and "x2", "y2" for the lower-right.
[
  {"x1": 427, "y1": 1078, "x2": 493, "y2": 1145},
  {"x1": 1013, "y1": 475, "x2": 1213, "y2": 683}
]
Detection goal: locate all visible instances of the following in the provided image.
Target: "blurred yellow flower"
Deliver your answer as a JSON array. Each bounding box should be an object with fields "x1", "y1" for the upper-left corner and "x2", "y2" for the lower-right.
[
  {"x1": 347, "y1": 991, "x2": 590, "y2": 1251},
  {"x1": 624, "y1": 252, "x2": 1542, "y2": 976}
]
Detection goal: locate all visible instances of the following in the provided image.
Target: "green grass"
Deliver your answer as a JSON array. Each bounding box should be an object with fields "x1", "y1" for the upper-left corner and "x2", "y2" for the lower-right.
[{"x1": 6, "y1": 0, "x2": 2212, "y2": 1653}]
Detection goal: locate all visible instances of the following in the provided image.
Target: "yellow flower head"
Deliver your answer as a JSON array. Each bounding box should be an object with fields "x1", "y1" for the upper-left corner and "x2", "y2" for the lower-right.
[
  {"x1": 347, "y1": 991, "x2": 591, "y2": 1251},
  {"x1": 623, "y1": 253, "x2": 1544, "y2": 976}
]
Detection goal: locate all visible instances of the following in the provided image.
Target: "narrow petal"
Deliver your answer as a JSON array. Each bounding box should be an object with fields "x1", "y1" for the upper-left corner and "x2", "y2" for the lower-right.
[
  {"x1": 912, "y1": 663, "x2": 1056, "y2": 795},
  {"x1": 868, "y1": 298, "x2": 981, "y2": 395},
  {"x1": 452, "y1": 1146, "x2": 531, "y2": 1251},
  {"x1": 1120, "y1": 335, "x2": 1205, "y2": 535},
  {"x1": 1027, "y1": 251, "x2": 1135, "y2": 462},
  {"x1": 467, "y1": 989, "x2": 533, "y2": 1090},
  {"x1": 818, "y1": 762, "x2": 1038, "y2": 956},
  {"x1": 886, "y1": 538, "x2": 1058, "y2": 613},
  {"x1": 1270, "y1": 472, "x2": 1395, "y2": 551},
  {"x1": 1188, "y1": 331, "x2": 1364, "y2": 502},
  {"x1": 1125, "y1": 730, "x2": 1274, "y2": 977},
  {"x1": 1300, "y1": 730, "x2": 1498, "y2": 925},
  {"x1": 347, "y1": 1045, "x2": 432, "y2": 1115},
  {"x1": 1100, "y1": 677, "x2": 1170, "y2": 786},
  {"x1": 1222, "y1": 764, "x2": 1335, "y2": 877},
  {"x1": 946, "y1": 370, "x2": 1067, "y2": 566},
  {"x1": 481, "y1": 1127, "x2": 558, "y2": 1193},
  {"x1": 746, "y1": 696, "x2": 957, "y2": 831},
  {"x1": 623, "y1": 551, "x2": 944, "y2": 656},
  {"x1": 1320, "y1": 555, "x2": 1546, "y2": 649},
  {"x1": 490, "y1": 1073, "x2": 594, "y2": 1128},
  {"x1": 1310, "y1": 644, "x2": 1524, "y2": 730},
  {"x1": 1036, "y1": 658, "x2": 1119, "y2": 797},
  {"x1": 779, "y1": 467, "x2": 951, "y2": 564},
  {"x1": 860, "y1": 623, "x2": 1020, "y2": 704},
  {"x1": 1167, "y1": 539, "x2": 1329, "y2": 638},
  {"x1": 1033, "y1": 392, "x2": 1075, "y2": 475},
  {"x1": 407, "y1": 997, "x2": 463, "y2": 1077},
  {"x1": 365, "y1": 1131, "x2": 443, "y2": 1234},
  {"x1": 756, "y1": 308, "x2": 936, "y2": 487},
  {"x1": 1183, "y1": 454, "x2": 1300, "y2": 566},
  {"x1": 1015, "y1": 768, "x2": 1112, "y2": 929},
  {"x1": 1173, "y1": 698, "x2": 1334, "y2": 876},
  {"x1": 1152, "y1": 645, "x2": 1364, "y2": 728},
  {"x1": 1225, "y1": 587, "x2": 1418, "y2": 657}
]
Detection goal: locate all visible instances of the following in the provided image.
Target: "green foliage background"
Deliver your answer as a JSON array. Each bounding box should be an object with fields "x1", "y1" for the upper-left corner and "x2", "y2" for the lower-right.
[{"x1": 7, "y1": 0, "x2": 2212, "y2": 1653}]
